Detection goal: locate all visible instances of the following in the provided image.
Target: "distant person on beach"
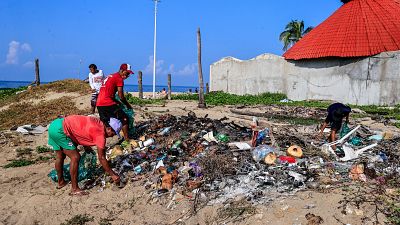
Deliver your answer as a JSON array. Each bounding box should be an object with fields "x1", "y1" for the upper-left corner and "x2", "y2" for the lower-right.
[
  {"x1": 48, "y1": 115, "x2": 122, "y2": 196},
  {"x1": 318, "y1": 103, "x2": 351, "y2": 146},
  {"x1": 161, "y1": 88, "x2": 166, "y2": 94},
  {"x1": 188, "y1": 88, "x2": 192, "y2": 94},
  {"x1": 96, "y1": 63, "x2": 133, "y2": 141},
  {"x1": 88, "y1": 64, "x2": 104, "y2": 114},
  {"x1": 195, "y1": 88, "x2": 198, "y2": 93}
]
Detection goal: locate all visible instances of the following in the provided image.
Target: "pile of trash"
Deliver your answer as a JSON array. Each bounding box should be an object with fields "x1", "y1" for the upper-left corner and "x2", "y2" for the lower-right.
[{"x1": 79, "y1": 112, "x2": 399, "y2": 207}]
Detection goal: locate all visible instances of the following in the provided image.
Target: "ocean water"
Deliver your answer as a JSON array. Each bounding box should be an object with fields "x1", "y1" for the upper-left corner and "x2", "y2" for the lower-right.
[{"x1": 0, "y1": 80, "x2": 197, "y2": 93}]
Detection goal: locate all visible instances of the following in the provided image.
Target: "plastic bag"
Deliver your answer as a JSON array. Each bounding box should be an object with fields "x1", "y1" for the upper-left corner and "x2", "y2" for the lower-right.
[
  {"x1": 48, "y1": 151, "x2": 97, "y2": 182},
  {"x1": 340, "y1": 123, "x2": 362, "y2": 146},
  {"x1": 115, "y1": 94, "x2": 135, "y2": 137},
  {"x1": 252, "y1": 145, "x2": 275, "y2": 162}
]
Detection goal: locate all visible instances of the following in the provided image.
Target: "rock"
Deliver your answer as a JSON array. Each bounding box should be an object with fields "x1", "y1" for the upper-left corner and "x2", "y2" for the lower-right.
[
  {"x1": 352, "y1": 108, "x2": 366, "y2": 114},
  {"x1": 305, "y1": 213, "x2": 324, "y2": 225}
]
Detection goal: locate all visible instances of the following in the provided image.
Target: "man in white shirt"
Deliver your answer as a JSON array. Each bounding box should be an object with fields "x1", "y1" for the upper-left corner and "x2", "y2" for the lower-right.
[{"x1": 88, "y1": 64, "x2": 104, "y2": 113}]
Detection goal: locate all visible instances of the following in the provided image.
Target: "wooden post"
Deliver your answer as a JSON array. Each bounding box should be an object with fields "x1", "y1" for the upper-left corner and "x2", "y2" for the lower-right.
[
  {"x1": 197, "y1": 28, "x2": 206, "y2": 108},
  {"x1": 206, "y1": 82, "x2": 209, "y2": 94},
  {"x1": 167, "y1": 73, "x2": 172, "y2": 100},
  {"x1": 35, "y1": 58, "x2": 40, "y2": 86},
  {"x1": 138, "y1": 71, "x2": 143, "y2": 99}
]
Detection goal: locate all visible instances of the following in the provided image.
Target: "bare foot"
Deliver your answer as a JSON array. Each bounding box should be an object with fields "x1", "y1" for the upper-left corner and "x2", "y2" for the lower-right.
[
  {"x1": 69, "y1": 190, "x2": 89, "y2": 196},
  {"x1": 57, "y1": 180, "x2": 69, "y2": 189}
]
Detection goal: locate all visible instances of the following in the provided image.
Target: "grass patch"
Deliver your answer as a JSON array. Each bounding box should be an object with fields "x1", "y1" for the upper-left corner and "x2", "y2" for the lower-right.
[
  {"x1": 36, "y1": 145, "x2": 52, "y2": 153},
  {"x1": 216, "y1": 200, "x2": 257, "y2": 223},
  {"x1": 16, "y1": 147, "x2": 34, "y2": 157},
  {"x1": 36, "y1": 156, "x2": 54, "y2": 162},
  {"x1": 0, "y1": 87, "x2": 27, "y2": 103},
  {"x1": 60, "y1": 214, "x2": 94, "y2": 225},
  {"x1": 172, "y1": 91, "x2": 328, "y2": 107},
  {"x1": 99, "y1": 218, "x2": 113, "y2": 225},
  {"x1": 4, "y1": 159, "x2": 35, "y2": 168},
  {"x1": 0, "y1": 97, "x2": 88, "y2": 130},
  {"x1": 126, "y1": 93, "x2": 165, "y2": 106}
]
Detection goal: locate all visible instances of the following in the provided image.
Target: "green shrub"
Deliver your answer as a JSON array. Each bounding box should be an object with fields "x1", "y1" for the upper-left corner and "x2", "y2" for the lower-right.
[{"x1": 4, "y1": 159, "x2": 35, "y2": 168}]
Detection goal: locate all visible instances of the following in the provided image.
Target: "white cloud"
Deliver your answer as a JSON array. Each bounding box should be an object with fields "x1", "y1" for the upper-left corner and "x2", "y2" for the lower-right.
[
  {"x1": 142, "y1": 56, "x2": 197, "y2": 76},
  {"x1": 143, "y1": 55, "x2": 168, "y2": 74},
  {"x1": 6, "y1": 41, "x2": 20, "y2": 64},
  {"x1": 23, "y1": 61, "x2": 34, "y2": 68},
  {"x1": 177, "y1": 63, "x2": 197, "y2": 75},
  {"x1": 21, "y1": 43, "x2": 32, "y2": 52},
  {"x1": 5, "y1": 41, "x2": 33, "y2": 65}
]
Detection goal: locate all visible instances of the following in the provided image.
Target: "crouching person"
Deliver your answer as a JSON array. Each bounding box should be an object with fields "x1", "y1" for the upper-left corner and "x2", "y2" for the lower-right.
[
  {"x1": 48, "y1": 115, "x2": 121, "y2": 196},
  {"x1": 318, "y1": 102, "x2": 352, "y2": 147}
]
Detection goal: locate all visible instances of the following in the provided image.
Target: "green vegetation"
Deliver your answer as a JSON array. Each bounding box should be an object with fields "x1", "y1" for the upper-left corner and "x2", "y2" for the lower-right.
[
  {"x1": 0, "y1": 87, "x2": 27, "y2": 103},
  {"x1": 60, "y1": 214, "x2": 94, "y2": 225},
  {"x1": 99, "y1": 218, "x2": 113, "y2": 225},
  {"x1": 4, "y1": 159, "x2": 35, "y2": 168},
  {"x1": 125, "y1": 93, "x2": 165, "y2": 106},
  {"x1": 36, "y1": 145, "x2": 52, "y2": 153},
  {"x1": 172, "y1": 92, "x2": 288, "y2": 106},
  {"x1": 16, "y1": 147, "x2": 34, "y2": 157}
]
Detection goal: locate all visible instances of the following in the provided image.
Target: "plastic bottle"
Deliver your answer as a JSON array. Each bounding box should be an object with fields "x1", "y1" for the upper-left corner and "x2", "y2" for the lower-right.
[
  {"x1": 216, "y1": 134, "x2": 230, "y2": 143},
  {"x1": 171, "y1": 140, "x2": 182, "y2": 149},
  {"x1": 159, "y1": 127, "x2": 171, "y2": 135},
  {"x1": 256, "y1": 128, "x2": 270, "y2": 144},
  {"x1": 252, "y1": 145, "x2": 275, "y2": 162}
]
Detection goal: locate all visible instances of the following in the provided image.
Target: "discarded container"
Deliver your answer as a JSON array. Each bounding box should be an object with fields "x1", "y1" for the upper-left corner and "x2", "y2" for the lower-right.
[
  {"x1": 162, "y1": 173, "x2": 173, "y2": 190},
  {"x1": 110, "y1": 146, "x2": 123, "y2": 160},
  {"x1": 287, "y1": 145, "x2": 303, "y2": 158},
  {"x1": 256, "y1": 128, "x2": 269, "y2": 145},
  {"x1": 278, "y1": 156, "x2": 296, "y2": 164},
  {"x1": 264, "y1": 152, "x2": 277, "y2": 165},
  {"x1": 252, "y1": 145, "x2": 275, "y2": 162},
  {"x1": 159, "y1": 127, "x2": 171, "y2": 136},
  {"x1": 171, "y1": 140, "x2": 182, "y2": 149},
  {"x1": 139, "y1": 138, "x2": 155, "y2": 148},
  {"x1": 130, "y1": 140, "x2": 139, "y2": 148}
]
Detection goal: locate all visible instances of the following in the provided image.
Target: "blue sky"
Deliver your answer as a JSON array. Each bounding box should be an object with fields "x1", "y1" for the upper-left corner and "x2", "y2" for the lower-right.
[{"x1": 0, "y1": 0, "x2": 342, "y2": 86}]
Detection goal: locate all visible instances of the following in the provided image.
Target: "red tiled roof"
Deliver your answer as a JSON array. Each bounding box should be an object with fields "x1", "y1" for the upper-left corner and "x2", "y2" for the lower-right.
[{"x1": 283, "y1": 0, "x2": 400, "y2": 60}]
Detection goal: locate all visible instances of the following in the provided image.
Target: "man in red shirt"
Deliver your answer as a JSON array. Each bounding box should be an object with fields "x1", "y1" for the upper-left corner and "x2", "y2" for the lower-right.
[
  {"x1": 96, "y1": 63, "x2": 133, "y2": 140},
  {"x1": 48, "y1": 115, "x2": 122, "y2": 196}
]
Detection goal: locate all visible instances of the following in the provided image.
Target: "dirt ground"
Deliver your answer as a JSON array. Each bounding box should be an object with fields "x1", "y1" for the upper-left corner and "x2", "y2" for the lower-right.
[{"x1": 0, "y1": 92, "x2": 397, "y2": 225}]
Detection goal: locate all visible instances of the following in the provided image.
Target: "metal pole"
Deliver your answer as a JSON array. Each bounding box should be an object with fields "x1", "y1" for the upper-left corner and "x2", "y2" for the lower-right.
[{"x1": 152, "y1": 0, "x2": 159, "y2": 98}]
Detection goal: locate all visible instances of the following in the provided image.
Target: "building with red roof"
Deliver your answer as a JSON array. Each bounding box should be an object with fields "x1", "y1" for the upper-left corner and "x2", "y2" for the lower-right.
[
  {"x1": 210, "y1": 0, "x2": 400, "y2": 105},
  {"x1": 284, "y1": 0, "x2": 400, "y2": 60}
]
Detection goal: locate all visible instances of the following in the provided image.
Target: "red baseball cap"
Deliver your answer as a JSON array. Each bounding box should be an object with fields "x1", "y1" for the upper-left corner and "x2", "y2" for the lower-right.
[{"x1": 120, "y1": 63, "x2": 134, "y2": 74}]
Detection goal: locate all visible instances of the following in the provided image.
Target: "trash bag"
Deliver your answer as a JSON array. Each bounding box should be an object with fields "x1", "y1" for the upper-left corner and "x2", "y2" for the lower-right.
[
  {"x1": 115, "y1": 94, "x2": 135, "y2": 137},
  {"x1": 48, "y1": 151, "x2": 97, "y2": 182},
  {"x1": 340, "y1": 123, "x2": 362, "y2": 146}
]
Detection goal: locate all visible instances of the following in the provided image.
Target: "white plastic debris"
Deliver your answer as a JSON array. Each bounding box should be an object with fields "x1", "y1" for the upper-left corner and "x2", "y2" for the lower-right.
[{"x1": 16, "y1": 125, "x2": 47, "y2": 135}]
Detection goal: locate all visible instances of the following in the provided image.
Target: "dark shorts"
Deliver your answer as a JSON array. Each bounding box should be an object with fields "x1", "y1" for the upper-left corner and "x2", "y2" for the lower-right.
[
  {"x1": 329, "y1": 120, "x2": 343, "y2": 131},
  {"x1": 90, "y1": 93, "x2": 98, "y2": 108},
  {"x1": 97, "y1": 104, "x2": 128, "y2": 126}
]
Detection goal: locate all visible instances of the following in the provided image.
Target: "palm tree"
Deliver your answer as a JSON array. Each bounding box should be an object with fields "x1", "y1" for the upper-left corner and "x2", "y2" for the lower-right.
[{"x1": 279, "y1": 20, "x2": 313, "y2": 51}]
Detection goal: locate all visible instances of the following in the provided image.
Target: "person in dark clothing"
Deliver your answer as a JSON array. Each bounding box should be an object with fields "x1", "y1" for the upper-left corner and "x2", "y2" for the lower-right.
[{"x1": 318, "y1": 103, "x2": 351, "y2": 143}]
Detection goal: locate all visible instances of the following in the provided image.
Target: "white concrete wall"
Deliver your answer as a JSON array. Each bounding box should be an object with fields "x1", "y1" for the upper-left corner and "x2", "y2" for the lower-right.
[{"x1": 210, "y1": 51, "x2": 400, "y2": 105}]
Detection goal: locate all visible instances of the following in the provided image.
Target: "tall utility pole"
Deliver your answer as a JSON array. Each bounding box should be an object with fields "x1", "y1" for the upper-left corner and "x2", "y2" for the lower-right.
[
  {"x1": 152, "y1": 0, "x2": 160, "y2": 98},
  {"x1": 197, "y1": 28, "x2": 206, "y2": 108}
]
